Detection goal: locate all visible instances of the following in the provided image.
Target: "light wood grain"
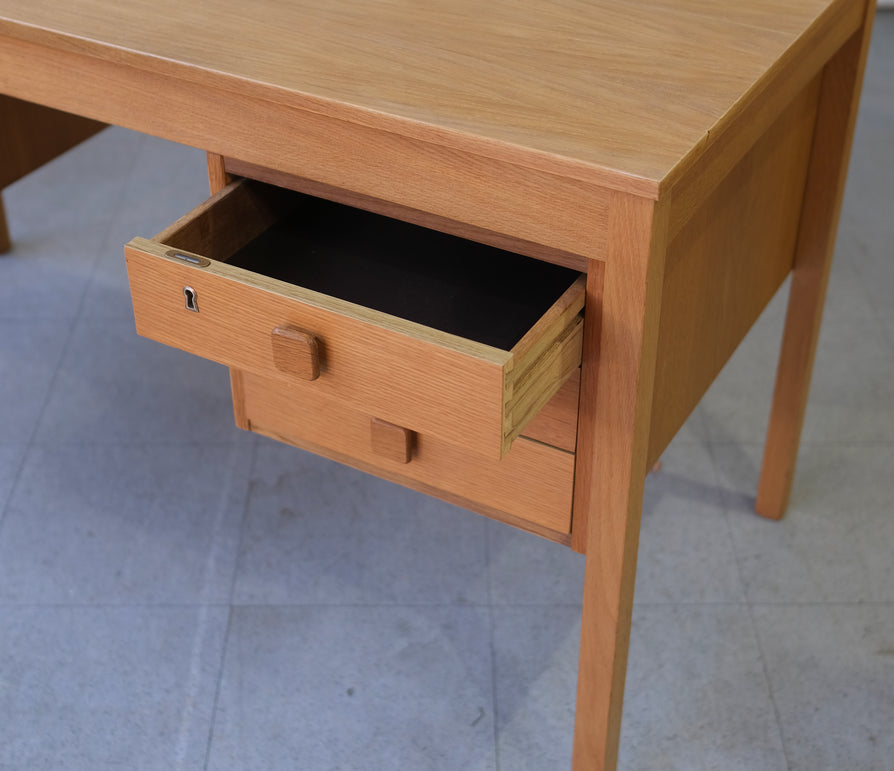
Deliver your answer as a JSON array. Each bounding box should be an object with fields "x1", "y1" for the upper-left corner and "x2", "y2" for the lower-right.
[
  {"x1": 569, "y1": 260, "x2": 605, "y2": 556},
  {"x1": 648, "y1": 78, "x2": 821, "y2": 463},
  {"x1": 256, "y1": 425, "x2": 573, "y2": 547},
  {"x1": 126, "y1": 181, "x2": 583, "y2": 459},
  {"x1": 0, "y1": 2, "x2": 873, "y2": 768},
  {"x1": 661, "y1": 0, "x2": 862, "y2": 206},
  {"x1": 370, "y1": 417, "x2": 414, "y2": 465},
  {"x1": 229, "y1": 368, "x2": 251, "y2": 431},
  {"x1": 206, "y1": 151, "x2": 229, "y2": 194},
  {"x1": 271, "y1": 325, "x2": 320, "y2": 381},
  {"x1": 224, "y1": 157, "x2": 589, "y2": 272},
  {"x1": 0, "y1": 33, "x2": 612, "y2": 259},
  {"x1": 0, "y1": 0, "x2": 856, "y2": 192},
  {"x1": 153, "y1": 179, "x2": 292, "y2": 258},
  {"x1": 127, "y1": 237, "x2": 504, "y2": 455},
  {"x1": 0, "y1": 94, "x2": 104, "y2": 189},
  {"x1": 504, "y1": 318, "x2": 583, "y2": 451},
  {"x1": 757, "y1": 8, "x2": 876, "y2": 520},
  {"x1": 503, "y1": 276, "x2": 585, "y2": 453},
  {"x1": 239, "y1": 370, "x2": 575, "y2": 534},
  {"x1": 520, "y1": 369, "x2": 580, "y2": 454},
  {"x1": 0, "y1": 191, "x2": 9, "y2": 253},
  {"x1": 572, "y1": 193, "x2": 669, "y2": 771}
]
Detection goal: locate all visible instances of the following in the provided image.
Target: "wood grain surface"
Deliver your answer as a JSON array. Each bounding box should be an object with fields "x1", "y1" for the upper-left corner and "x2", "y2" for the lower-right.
[
  {"x1": 572, "y1": 193, "x2": 669, "y2": 771},
  {"x1": 520, "y1": 369, "x2": 580, "y2": 454},
  {"x1": 369, "y1": 417, "x2": 415, "y2": 465},
  {"x1": 757, "y1": 6, "x2": 876, "y2": 519},
  {"x1": 648, "y1": 77, "x2": 821, "y2": 463},
  {"x1": 0, "y1": 0, "x2": 860, "y2": 192},
  {"x1": 0, "y1": 3, "x2": 873, "y2": 769},
  {"x1": 0, "y1": 94, "x2": 104, "y2": 189},
  {"x1": 125, "y1": 182, "x2": 584, "y2": 459},
  {"x1": 224, "y1": 157, "x2": 589, "y2": 271},
  {"x1": 237, "y1": 369, "x2": 575, "y2": 534},
  {"x1": 205, "y1": 151, "x2": 229, "y2": 195},
  {"x1": 270, "y1": 325, "x2": 321, "y2": 381},
  {"x1": 0, "y1": 192, "x2": 8, "y2": 253}
]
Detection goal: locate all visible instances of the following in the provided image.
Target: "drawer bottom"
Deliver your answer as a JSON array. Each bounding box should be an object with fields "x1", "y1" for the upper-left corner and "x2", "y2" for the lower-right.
[{"x1": 232, "y1": 369, "x2": 574, "y2": 541}]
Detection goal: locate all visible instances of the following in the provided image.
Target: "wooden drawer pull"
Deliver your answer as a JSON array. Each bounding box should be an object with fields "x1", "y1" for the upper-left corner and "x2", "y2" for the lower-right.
[
  {"x1": 370, "y1": 417, "x2": 415, "y2": 464},
  {"x1": 271, "y1": 325, "x2": 320, "y2": 380}
]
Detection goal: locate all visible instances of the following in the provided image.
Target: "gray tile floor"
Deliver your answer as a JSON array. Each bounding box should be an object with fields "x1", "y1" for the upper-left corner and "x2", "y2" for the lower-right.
[{"x1": 0, "y1": 14, "x2": 891, "y2": 770}]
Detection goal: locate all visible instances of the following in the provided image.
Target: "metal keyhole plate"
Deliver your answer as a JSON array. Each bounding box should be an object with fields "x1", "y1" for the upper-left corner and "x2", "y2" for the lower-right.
[{"x1": 183, "y1": 286, "x2": 199, "y2": 312}]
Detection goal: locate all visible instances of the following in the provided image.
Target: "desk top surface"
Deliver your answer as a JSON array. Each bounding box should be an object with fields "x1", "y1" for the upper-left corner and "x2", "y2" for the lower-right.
[{"x1": 0, "y1": 0, "x2": 858, "y2": 191}]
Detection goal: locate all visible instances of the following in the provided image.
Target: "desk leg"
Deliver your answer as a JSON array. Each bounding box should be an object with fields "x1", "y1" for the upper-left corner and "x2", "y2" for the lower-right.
[
  {"x1": 571, "y1": 193, "x2": 669, "y2": 770},
  {"x1": 0, "y1": 192, "x2": 9, "y2": 253},
  {"x1": 756, "y1": 10, "x2": 875, "y2": 520}
]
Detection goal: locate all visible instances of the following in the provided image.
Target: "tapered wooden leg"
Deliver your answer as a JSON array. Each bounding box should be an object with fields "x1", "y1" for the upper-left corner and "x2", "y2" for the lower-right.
[
  {"x1": 0, "y1": 191, "x2": 10, "y2": 253},
  {"x1": 571, "y1": 193, "x2": 669, "y2": 770},
  {"x1": 756, "y1": 9, "x2": 876, "y2": 520}
]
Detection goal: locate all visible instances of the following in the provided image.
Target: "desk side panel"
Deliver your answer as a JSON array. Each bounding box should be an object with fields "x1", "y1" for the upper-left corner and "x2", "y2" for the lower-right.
[
  {"x1": 0, "y1": 95, "x2": 105, "y2": 189},
  {"x1": 648, "y1": 75, "x2": 822, "y2": 462}
]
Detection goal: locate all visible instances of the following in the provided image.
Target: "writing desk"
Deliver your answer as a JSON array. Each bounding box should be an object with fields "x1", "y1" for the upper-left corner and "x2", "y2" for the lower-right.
[{"x1": 0, "y1": 1, "x2": 875, "y2": 767}]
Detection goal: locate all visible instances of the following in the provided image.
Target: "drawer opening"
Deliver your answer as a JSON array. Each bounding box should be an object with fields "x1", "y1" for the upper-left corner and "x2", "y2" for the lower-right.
[
  {"x1": 162, "y1": 180, "x2": 582, "y2": 351},
  {"x1": 128, "y1": 179, "x2": 586, "y2": 459}
]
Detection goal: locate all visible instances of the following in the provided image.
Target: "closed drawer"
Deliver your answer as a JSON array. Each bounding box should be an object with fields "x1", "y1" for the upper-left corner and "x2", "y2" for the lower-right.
[
  {"x1": 125, "y1": 180, "x2": 585, "y2": 459},
  {"x1": 235, "y1": 369, "x2": 575, "y2": 536}
]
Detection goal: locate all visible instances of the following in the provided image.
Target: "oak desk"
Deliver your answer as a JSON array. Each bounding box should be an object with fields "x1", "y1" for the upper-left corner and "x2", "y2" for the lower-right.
[{"x1": 0, "y1": 1, "x2": 875, "y2": 767}]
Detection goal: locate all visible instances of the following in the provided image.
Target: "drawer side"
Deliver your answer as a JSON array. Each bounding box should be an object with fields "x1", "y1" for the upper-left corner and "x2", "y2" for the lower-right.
[{"x1": 503, "y1": 275, "x2": 586, "y2": 454}]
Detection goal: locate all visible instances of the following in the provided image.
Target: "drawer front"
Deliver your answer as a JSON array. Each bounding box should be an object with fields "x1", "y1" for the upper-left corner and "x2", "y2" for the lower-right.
[
  {"x1": 235, "y1": 369, "x2": 575, "y2": 535},
  {"x1": 124, "y1": 180, "x2": 585, "y2": 460}
]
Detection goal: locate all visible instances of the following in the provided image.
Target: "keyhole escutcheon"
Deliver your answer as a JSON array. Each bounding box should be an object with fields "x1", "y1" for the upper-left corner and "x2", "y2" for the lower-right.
[{"x1": 183, "y1": 286, "x2": 199, "y2": 312}]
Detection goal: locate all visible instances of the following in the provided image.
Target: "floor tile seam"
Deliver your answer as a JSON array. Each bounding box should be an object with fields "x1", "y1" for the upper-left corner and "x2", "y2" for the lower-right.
[
  {"x1": 0, "y1": 315, "x2": 82, "y2": 323},
  {"x1": 700, "y1": 439, "x2": 751, "y2": 604},
  {"x1": 58, "y1": 600, "x2": 875, "y2": 612},
  {"x1": 486, "y1": 601, "x2": 588, "y2": 607},
  {"x1": 26, "y1": 439, "x2": 251, "y2": 447},
  {"x1": 2, "y1": 137, "x2": 153, "y2": 518},
  {"x1": 0, "y1": 314, "x2": 81, "y2": 537},
  {"x1": 747, "y1": 600, "x2": 894, "y2": 608},
  {"x1": 0, "y1": 602, "x2": 233, "y2": 610},
  {"x1": 841, "y1": 229, "x2": 894, "y2": 352},
  {"x1": 0, "y1": 453, "x2": 33, "y2": 535},
  {"x1": 746, "y1": 597, "x2": 794, "y2": 770},
  {"x1": 631, "y1": 600, "x2": 752, "y2": 608},
  {"x1": 638, "y1": 600, "x2": 894, "y2": 610},
  {"x1": 54, "y1": 314, "x2": 140, "y2": 323},
  {"x1": 202, "y1": 605, "x2": 234, "y2": 771},
  {"x1": 703, "y1": 439, "x2": 894, "y2": 447},
  {"x1": 162, "y1": 440, "x2": 254, "y2": 770},
  {"x1": 484, "y1": 521, "x2": 494, "y2": 607},
  {"x1": 70, "y1": 134, "x2": 150, "y2": 324},
  {"x1": 482, "y1": 517, "x2": 502, "y2": 770},
  {"x1": 224, "y1": 439, "x2": 257, "y2": 607},
  {"x1": 704, "y1": 440, "x2": 793, "y2": 766},
  {"x1": 486, "y1": 603, "x2": 502, "y2": 771},
  {"x1": 227, "y1": 601, "x2": 535, "y2": 609}
]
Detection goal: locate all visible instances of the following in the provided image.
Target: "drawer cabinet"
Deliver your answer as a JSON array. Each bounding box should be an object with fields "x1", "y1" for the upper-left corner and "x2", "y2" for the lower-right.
[
  {"x1": 125, "y1": 180, "x2": 585, "y2": 460},
  {"x1": 234, "y1": 368, "x2": 576, "y2": 534}
]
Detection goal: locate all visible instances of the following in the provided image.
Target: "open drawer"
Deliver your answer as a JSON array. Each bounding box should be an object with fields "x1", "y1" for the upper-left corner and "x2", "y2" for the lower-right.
[{"x1": 125, "y1": 180, "x2": 585, "y2": 459}]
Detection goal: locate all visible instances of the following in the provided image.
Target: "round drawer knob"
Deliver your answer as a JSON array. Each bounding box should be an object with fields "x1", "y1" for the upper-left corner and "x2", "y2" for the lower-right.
[{"x1": 271, "y1": 325, "x2": 320, "y2": 381}]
